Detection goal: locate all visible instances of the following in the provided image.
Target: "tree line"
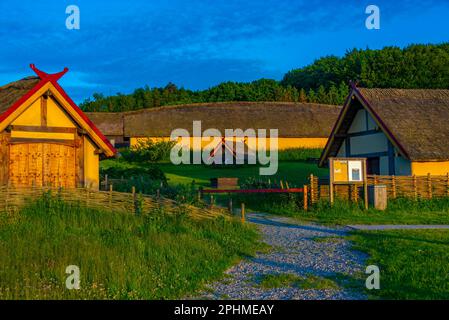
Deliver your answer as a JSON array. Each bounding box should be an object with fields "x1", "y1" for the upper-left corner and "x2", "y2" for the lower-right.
[
  {"x1": 80, "y1": 79, "x2": 349, "y2": 112},
  {"x1": 282, "y1": 43, "x2": 449, "y2": 90},
  {"x1": 80, "y1": 43, "x2": 449, "y2": 112}
]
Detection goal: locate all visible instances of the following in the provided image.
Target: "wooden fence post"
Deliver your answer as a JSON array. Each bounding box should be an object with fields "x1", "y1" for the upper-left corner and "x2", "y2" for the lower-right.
[
  {"x1": 413, "y1": 175, "x2": 418, "y2": 200},
  {"x1": 310, "y1": 174, "x2": 315, "y2": 204},
  {"x1": 210, "y1": 195, "x2": 214, "y2": 209},
  {"x1": 156, "y1": 189, "x2": 160, "y2": 200},
  {"x1": 104, "y1": 174, "x2": 108, "y2": 191},
  {"x1": 228, "y1": 197, "x2": 233, "y2": 214},
  {"x1": 132, "y1": 186, "x2": 136, "y2": 214},
  {"x1": 109, "y1": 184, "x2": 113, "y2": 209},
  {"x1": 197, "y1": 190, "x2": 202, "y2": 202},
  {"x1": 392, "y1": 175, "x2": 397, "y2": 199},
  {"x1": 303, "y1": 185, "x2": 308, "y2": 211},
  {"x1": 427, "y1": 173, "x2": 432, "y2": 199},
  {"x1": 241, "y1": 203, "x2": 245, "y2": 223}
]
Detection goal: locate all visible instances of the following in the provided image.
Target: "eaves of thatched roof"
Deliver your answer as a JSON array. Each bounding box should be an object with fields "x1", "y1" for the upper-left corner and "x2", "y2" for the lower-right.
[{"x1": 0, "y1": 77, "x2": 40, "y2": 114}]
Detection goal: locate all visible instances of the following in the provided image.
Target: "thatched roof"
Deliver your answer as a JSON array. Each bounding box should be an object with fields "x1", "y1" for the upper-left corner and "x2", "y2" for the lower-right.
[
  {"x1": 119, "y1": 102, "x2": 341, "y2": 138},
  {"x1": 0, "y1": 77, "x2": 40, "y2": 114},
  {"x1": 320, "y1": 87, "x2": 449, "y2": 165},
  {"x1": 359, "y1": 88, "x2": 449, "y2": 160},
  {"x1": 85, "y1": 112, "x2": 125, "y2": 136}
]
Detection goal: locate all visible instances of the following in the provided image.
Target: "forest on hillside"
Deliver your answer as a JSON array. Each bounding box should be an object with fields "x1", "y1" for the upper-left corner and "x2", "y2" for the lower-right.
[{"x1": 80, "y1": 43, "x2": 449, "y2": 112}]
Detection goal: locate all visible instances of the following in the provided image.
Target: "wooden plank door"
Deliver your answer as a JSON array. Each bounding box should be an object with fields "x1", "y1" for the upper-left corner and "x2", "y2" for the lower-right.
[
  {"x1": 9, "y1": 143, "x2": 76, "y2": 188},
  {"x1": 9, "y1": 143, "x2": 43, "y2": 187},
  {"x1": 42, "y1": 144, "x2": 76, "y2": 188}
]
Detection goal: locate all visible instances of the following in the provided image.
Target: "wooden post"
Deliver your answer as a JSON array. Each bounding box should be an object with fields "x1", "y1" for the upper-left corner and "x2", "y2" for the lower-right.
[
  {"x1": 363, "y1": 160, "x2": 368, "y2": 210},
  {"x1": 427, "y1": 173, "x2": 432, "y2": 199},
  {"x1": 228, "y1": 197, "x2": 233, "y2": 214},
  {"x1": 303, "y1": 185, "x2": 308, "y2": 211},
  {"x1": 241, "y1": 203, "x2": 245, "y2": 223},
  {"x1": 392, "y1": 175, "x2": 397, "y2": 199},
  {"x1": 104, "y1": 174, "x2": 108, "y2": 191},
  {"x1": 109, "y1": 184, "x2": 113, "y2": 209},
  {"x1": 413, "y1": 175, "x2": 418, "y2": 200},
  {"x1": 329, "y1": 160, "x2": 335, "y2": 206},
  {"x1": 156, "y1": 189, "x2": 160, "y2": 199},
  {"x1": 132, "y1": 186, "x2": 138, "y2": 215},
  {"x1": 310, "y1": 174, "x2": 315, "y2": 204},
  {"x1": 197, "y1": 190, "x2": 202, "y2": 202},
  {"x1": 210, "y1": 195, "x2": 214, "y2": 209}
]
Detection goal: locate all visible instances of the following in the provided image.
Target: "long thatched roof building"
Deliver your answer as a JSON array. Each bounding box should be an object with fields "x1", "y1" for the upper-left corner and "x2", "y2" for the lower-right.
[
  {"x1": 86, "y1": 102, "x2": 342, "y2": 150},
  {"x1": 320, "y1": 84, "x2": 449, "y2": 176}
]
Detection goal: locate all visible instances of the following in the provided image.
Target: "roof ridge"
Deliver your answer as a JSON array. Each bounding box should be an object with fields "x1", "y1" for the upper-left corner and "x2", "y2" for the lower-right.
[{"x1": 122, "y1": 101, "x2": 342, "y2": 115}]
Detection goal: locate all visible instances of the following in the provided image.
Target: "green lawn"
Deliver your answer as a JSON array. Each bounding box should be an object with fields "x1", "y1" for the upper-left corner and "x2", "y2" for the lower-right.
[
  {"x1": 159, "y1": 162, "x2": 327, "y2": 187},
  {"x1": 0, "y1": 196, "x2": 260, "y2": 299},
  {"x1": 350, "y1": 229, "x2": 449, "y2": 299},
  {"x1": 100, "y1": 159, "x2": 327, "y2": 188}
]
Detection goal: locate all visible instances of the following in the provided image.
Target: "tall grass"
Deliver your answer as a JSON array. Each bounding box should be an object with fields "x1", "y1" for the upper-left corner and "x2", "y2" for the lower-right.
[
  {"x1": 225, "y1": 193, "x2": 449, "y2": 225},
  {"x1": 0, "y1": 196, "x2": 260, "y2": 299},
  {"x1": 302, "y1": 197, "x2": 449, "y2": 225}
]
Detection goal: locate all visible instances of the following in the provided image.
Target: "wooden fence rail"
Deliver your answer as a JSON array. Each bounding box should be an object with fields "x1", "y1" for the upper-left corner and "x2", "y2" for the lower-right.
[
  {"x1": 308, "y1": 173, "x2": 449, "y2": 204},
  {"x1": 0, "y1": 186, "x2": 226, "y2": 220}
]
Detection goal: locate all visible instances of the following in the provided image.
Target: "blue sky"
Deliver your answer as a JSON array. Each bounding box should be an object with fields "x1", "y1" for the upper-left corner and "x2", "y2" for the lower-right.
[{"x1": 1, "y1": 0, "x2": 448, "y2": 102}]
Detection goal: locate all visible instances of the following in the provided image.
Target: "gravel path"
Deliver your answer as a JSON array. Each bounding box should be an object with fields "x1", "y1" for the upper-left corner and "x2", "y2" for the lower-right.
[{"x1": 199, "y1": 213, "x2": 368, "y2": 300}]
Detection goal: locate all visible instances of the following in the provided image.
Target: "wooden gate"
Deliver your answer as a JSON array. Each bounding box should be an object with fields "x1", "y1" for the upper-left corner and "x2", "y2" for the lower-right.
[{"x1": 8, "y1": 143, "x2": 76, "y2": 188}]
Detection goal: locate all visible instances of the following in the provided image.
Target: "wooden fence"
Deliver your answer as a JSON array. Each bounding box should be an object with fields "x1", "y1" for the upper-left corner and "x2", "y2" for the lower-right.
[
  {"x1": 308, "y1": 173, "x2": 449, "y2": 204},
  {"x1": 0, "y1": 186, "x2": 227, "y2": 220}
]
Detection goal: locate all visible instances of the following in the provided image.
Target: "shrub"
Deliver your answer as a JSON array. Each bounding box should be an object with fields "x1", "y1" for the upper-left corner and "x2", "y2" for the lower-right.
[
  {"x1": 121, "y1": 139, "x2": 176, "y2": 163},
  {"x1": 277, "y1": 148, "x2": 322, "y2": 162}
]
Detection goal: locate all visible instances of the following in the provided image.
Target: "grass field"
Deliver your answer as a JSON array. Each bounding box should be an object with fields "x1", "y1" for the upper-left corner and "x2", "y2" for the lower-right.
[
  {"x1": 160, "y1": 162, "x2": 326, "y2": 187},
  {"x1": 350, "y1": 229, "x2": 449, "y2": 299},
  {"x1": 298, "y1": 198, "x2": 449, "y2": 225},
  {"x1": 0, "y1": 196, "x2": 260, "y2": 299},
  {"x1": 100, "y1": 159, "x2": 327, "y2": 188}
]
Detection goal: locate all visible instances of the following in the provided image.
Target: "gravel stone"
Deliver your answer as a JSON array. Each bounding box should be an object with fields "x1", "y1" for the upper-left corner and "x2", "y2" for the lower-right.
[{"x1": 198, "y1": 213, "x2": 368, "y2": 300}]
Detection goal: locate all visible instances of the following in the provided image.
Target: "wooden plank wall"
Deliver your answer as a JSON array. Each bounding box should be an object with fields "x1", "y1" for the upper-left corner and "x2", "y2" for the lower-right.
[{"x1": 0, "y1": 132, "x2": 10, "y2": 185}]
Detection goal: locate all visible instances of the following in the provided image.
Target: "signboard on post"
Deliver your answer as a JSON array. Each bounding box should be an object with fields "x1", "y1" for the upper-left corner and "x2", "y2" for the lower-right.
[{"x1": 329, "y1": 157, "x2": 368, "y2": 209}]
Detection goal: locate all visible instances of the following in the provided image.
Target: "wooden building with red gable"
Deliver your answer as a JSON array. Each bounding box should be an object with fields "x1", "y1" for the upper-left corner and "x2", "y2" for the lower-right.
[{"x1": 0, "y1": 65, "x2": 116, "y2": 189}]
